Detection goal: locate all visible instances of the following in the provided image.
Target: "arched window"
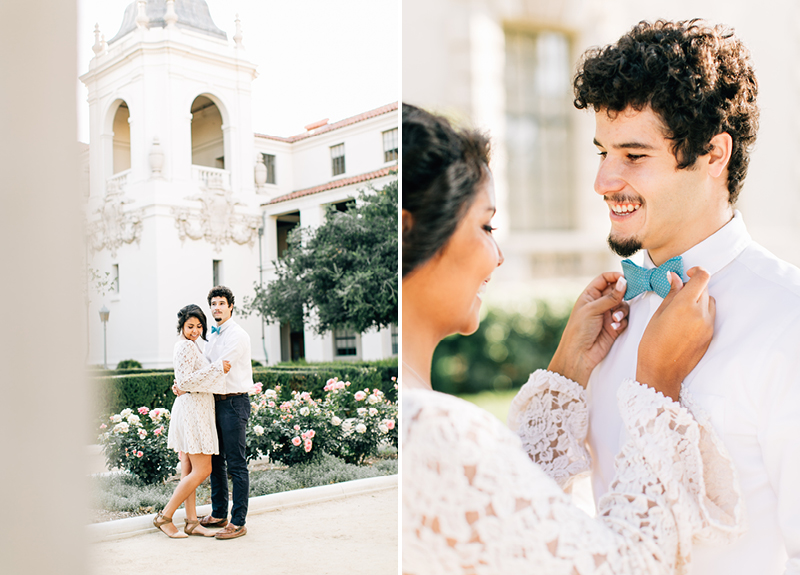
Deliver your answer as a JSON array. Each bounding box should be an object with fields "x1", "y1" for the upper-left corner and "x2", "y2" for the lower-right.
[
  {"x1": 112, "y1": 102, "x2": 131, "y2": 174},
  {"x1": 190, "y1": 95, "x2": 224, "y2": 168}
]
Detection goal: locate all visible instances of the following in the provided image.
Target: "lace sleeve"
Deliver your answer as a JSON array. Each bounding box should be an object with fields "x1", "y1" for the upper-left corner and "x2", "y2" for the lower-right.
[
  {"x1": 402, "y1": 384, "x2": 744, "y2": 575},
  {"x1": 173, "y1": 341, "x2": 226, "y2": 394},
  {"x1": 507, "y1": 369, "x2": 591, "y2": 489}
]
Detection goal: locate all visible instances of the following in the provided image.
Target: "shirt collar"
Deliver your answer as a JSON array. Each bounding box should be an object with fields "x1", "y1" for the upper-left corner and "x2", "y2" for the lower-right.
[
  {"x1": 215, "y1": 319, "x2": 236, "y2": 334},
  {"x1": 642, "y1": 210, "x2": 751, "y2": 276}
]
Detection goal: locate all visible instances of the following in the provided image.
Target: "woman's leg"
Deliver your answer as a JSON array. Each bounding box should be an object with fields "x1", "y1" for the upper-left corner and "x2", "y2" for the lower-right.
[
  {"x1": 160, "y1": 453, "x2": 213, "y2": 536},
  {"x1": 180, "y1": 452, "x2": 197, "y2": 521}
]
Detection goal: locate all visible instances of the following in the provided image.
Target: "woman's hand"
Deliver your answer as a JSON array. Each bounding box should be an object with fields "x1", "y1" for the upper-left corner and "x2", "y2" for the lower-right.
[
  {"x1": 222, "y1": 360, "x2": 231, "y2": 374},
  {"x1": 548, "y1": 272, "x2": 629, "y2": 387},
  {"x1": 637, "y1": 267, "x2": 715, "y2": 401}
]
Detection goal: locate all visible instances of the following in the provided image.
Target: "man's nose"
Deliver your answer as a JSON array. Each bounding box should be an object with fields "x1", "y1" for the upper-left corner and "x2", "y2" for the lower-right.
[{"x1": 594, "y1": 158, "x2": 625, "y2": 196}]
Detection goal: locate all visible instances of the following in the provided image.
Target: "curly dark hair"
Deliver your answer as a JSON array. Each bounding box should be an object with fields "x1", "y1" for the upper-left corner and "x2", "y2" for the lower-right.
[
  {"x1": 573, "y1": 19, "x2": 759, "y2": 203},
  {"x1": 177, "y1": 304, "x2": 208, "y2": 341},
  {"x1": 402, "y1": 103, "x2": 491, "y2": 277},
  {"x1": 207, "y1": 285, "x2": 234, "y2": 309}
]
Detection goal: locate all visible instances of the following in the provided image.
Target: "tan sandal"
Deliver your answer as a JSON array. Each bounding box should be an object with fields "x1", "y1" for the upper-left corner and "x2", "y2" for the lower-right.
[
  {"x1": 153, "y1": 511, "x2": 188, "y2": 539},
  {"x1": 184, "y1": 519, "x2": 215, "y2": 537}
]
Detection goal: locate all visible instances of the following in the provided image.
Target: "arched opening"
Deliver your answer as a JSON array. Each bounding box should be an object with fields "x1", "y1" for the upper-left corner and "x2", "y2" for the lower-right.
[
  {"x1": 190, "y1": 95, "x2": 224, "y2": 169},
  {"x1": 112, "y1": 102, "x2": 131, "y2": 174}
]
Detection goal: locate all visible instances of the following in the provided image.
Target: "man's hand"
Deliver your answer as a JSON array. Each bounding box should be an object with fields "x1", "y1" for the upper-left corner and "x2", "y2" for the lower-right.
[
  {"x1": 172, "y1": 381, "x2": 187, "y2": 397},
  {"x1": 636, "y1": 267, "x2": 715, "y2": 401},
  {"x1": 222, "y1": 360, "x2": 231, "y2": 374},
  {"x1": 548, "y1": 272, "x2": 629, "y2": 387}
]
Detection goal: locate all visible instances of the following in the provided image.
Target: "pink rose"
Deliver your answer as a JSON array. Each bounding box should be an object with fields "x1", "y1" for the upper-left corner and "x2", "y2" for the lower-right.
[
  {"x1": 138, "y1": 407, "x2": 150, "y2": 415},
  {"x1": 294, "y1": 424, "x2": 300, "y2": 431},
  {"x1": 153, "y1": 427, "x2": 162, "y2": 436},
  {"x1": 387, "y1": 420, "x2": 395, "y2": 430},
  {"x1": 268, "y1": 401, "x2": 276, "y2": 408},
  {"x1": 136, "y1": 451, "x2": 143, "y2": 458},
  {"x1": 307, "y1": 429, "x2": 315, "y2": 439},
  {"x1": 99, "y1": 423, "x2": 107, "y2": 429},
  {"x1": 292, "y1": 437, "x2": 302, "y2": 446},
  {"x1": 354, "y1": 391, "x2": 367, "y2": 401},
  {"x1": 304, "y1": 440, "x2": 312, "y2": 453}
]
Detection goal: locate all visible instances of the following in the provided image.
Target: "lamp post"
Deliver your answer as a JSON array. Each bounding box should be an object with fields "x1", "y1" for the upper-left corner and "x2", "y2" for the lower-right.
[{"x1": 99, "y1": 305, "x2": 110, "y2": 369}]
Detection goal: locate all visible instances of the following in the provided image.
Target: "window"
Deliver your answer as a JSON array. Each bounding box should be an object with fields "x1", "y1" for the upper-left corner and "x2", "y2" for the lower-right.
[
  {"x1": 391, "y1": 324, "x2": 398, "y2": 355},
  {"x1": 330, "y1": 143, "x2": 345, "y2": 176},
  {"x1": 382, "y1": 128, "x2": 398, "y2": 162},
  {"x1": 112, "y1": 264, "x2": 119, "y2": 294},
  {"x1": 334, "y1": 327, "x2": 357, "y2": 356},
  {"x1": 505, "y1": 29, "x2": 573, "y2": 230},
  {"x1": 213, "y1": 260, "x2": 222, "y2": 286},
  {"x1": 262, "y1": 153, "x2": 276, "y2": 184}
]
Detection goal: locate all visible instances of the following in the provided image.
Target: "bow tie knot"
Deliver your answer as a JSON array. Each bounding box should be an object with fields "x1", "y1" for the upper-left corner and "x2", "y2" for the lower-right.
[
  {"x1": 211, "y1": 325, "x2": 222, "y2": 335},
  {"x1": 621, "y1": 256, "x2": 685, "y2": 301}
]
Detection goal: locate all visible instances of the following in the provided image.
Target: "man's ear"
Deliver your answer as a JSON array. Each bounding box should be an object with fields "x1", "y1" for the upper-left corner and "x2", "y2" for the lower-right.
[{"x1": 707, "y1": 132, "x2": 733, "y2": 179}]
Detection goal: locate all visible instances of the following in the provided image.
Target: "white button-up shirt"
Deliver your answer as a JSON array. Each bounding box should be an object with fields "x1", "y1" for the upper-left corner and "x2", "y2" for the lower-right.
[
  {"x1": 588, "y1": 211, "x2": 800, "y2": 575},
  {"x1": 204, "y1": 319, "x2": 253, "y2": 395}
]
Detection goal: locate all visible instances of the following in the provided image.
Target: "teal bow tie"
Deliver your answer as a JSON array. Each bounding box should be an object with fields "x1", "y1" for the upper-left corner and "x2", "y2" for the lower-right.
[
  {"x1": 211, "y1": 325, "x2": 221, "y2": 335},
  {"x1": 621, "y1": 256, "x2": 685, "y2": 301}
]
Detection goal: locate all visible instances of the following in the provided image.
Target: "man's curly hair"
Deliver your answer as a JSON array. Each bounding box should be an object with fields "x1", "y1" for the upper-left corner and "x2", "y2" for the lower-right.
[{"x1": 573, "y1": 19, "x2": 759, "y2": 203}]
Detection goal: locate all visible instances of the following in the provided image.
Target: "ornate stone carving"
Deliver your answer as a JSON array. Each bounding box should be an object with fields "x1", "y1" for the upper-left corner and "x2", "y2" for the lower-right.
[
  {"x1": 89, "y1": 186, "x2": 143, "y2": 258},
  {"x1": 172, "y1": 179, "x2": 260, "y2": 253}
]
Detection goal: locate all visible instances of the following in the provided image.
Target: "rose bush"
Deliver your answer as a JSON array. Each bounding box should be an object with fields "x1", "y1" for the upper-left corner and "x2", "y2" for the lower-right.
[
  {"x1": 247, "y1": 377, "x2": 397, "y2": 465},
  {"x1": 98, "y1": 406, "x2": 178, "y2": 484}
]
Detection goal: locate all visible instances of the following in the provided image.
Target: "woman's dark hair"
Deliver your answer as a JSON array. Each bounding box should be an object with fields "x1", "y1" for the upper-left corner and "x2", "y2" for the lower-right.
[
  {"x1": 573, "y1": 19, "x2": 759, "y2": 203},
  {"x1": 402, "y1": 103, "x2": 491, "y2": 277},
  {"x1": 177, "y1": 304, "x2": 208, "y2": 341}
]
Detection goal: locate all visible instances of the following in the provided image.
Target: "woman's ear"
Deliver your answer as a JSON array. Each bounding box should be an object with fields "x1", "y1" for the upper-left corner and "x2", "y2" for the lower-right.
[
  {"x1": 402, "y1": 209, "x2": 414, "y2": 236},
  {"x1": 707, "y1": 132, "x2": 733, "y2": 179}
]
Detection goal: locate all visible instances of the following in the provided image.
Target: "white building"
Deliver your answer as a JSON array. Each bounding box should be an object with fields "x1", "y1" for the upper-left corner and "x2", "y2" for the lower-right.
[
  {"x1": 403, "y1": 0, "x2": 800, "y2": 298},
  {"x1": 82, "y1": 0, "x2": 398, "y2": 368}
]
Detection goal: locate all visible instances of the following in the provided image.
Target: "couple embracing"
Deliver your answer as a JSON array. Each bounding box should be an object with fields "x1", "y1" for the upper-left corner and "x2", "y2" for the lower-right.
[{"x1": 153, "y1": 286, "x2": 254, "y2": 540}]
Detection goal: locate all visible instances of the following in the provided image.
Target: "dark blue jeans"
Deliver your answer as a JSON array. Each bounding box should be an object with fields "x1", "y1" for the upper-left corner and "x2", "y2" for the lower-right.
[{"x1": 210, "y1": 394, "x2": 250, "y2": 526}]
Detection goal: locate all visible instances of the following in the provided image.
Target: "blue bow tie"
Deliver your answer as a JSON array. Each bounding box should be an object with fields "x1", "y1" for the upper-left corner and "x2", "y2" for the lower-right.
[
  {"x1": 621, "y1": 256, "x2": 685, "y2": 301},
  {"x1": 211, "y1": 325, "x2": 221, "y2": 335}
]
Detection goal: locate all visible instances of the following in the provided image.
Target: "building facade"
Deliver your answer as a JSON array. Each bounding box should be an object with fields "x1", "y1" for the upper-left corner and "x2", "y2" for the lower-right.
[{"x1": 82, "y1": 0, "x2": 397, "y2": 367}]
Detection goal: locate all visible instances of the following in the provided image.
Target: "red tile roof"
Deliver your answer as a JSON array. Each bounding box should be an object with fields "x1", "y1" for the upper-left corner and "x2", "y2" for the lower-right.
[
  {"x1": 256, "y1": 102, "x2": 398, "y2": 143},
  {"x1": 266, "y1": 166, "x2": 396, "y2": 205}
]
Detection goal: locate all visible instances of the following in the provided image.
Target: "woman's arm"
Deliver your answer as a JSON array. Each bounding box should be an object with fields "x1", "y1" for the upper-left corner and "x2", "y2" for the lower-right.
[{"x1": 174, "y1": 341, "x2": 227, "y2": 394}]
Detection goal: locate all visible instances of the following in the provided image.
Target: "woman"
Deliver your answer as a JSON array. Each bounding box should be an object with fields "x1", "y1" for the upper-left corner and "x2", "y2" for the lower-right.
[
  {"x1": 401, "y1": 104, "x2": 742, "y2": 574},
  {"x1": 154, "y1": 304, "x2": 230, "y2": 538}
]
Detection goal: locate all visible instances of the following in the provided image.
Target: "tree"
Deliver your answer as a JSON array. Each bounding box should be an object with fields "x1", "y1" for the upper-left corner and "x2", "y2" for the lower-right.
[{"x1": 245, "y1": 180, "x2": 397, "y2": 334}]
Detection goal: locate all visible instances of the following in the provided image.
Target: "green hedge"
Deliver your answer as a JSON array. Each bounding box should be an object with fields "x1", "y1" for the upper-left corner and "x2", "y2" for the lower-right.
[
  {"x1": 431, "y1": 303, "x2": 570, "y2": 396},
  {"x1": 91, "y1": 359, "x2": 397, "y2": 419}
]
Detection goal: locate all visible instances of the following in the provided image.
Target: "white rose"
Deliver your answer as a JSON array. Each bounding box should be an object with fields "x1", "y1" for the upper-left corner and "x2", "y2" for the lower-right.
[
  {"x1": 299, "y1": 407, "x2": 310, "y2": 416},
  {"x1": 120, "y1": 408, "x2": 132, "y2": 418},
  {"x1": 253, "y1": 425, "x2": 264, "y2": 436},
  {"x1": 368, "y1": 408, "x2": 378, "y2": 416},
  {"x1": 367, "y1": 395, "x2": 379, "y2": 405},
  {"x1": 357, "y1": 408, "x2": 367, "y2": 417},
  {"x1": 331, "y1": 416, "x2": 342, "y2": 426},
  {"x1": 138, "y1": 429, "x2": 147, "y2": 438},
  {"x1": 378, "y1": 424, "x2": 389, "y2": 434},
  {"x1": 126, "y1": 414, "x2": 140, "y2": 425},
  {"x1": 355, "y1": 423, "x2": 367, "y2": 434},
  {"x1": 341, "y1": 420, "x2": 353, "y2": 432},
  {"x1": 114, "y1": 422, "x2": 130, "y2": 433},
  {"x1": 265, "y1": 389, "x2": 277, "y2": 399},
  {"x1": 111, "y1": 414, "x2": 122, "y2": 423}
]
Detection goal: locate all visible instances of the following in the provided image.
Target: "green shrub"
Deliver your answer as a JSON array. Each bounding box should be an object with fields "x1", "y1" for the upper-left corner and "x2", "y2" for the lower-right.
[
  {"x1": 98, "y1": 407, "x2": 177, "y2": 484},
  {"x1": 432, "y1": 302, "x2": 570, "y2": 395},
  {"x1": 116, "y1": 359, "x2": 142, "y2": 369}
]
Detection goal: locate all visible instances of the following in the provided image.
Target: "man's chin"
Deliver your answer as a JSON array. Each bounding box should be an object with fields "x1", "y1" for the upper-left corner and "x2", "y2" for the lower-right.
[{"x1": 608, "y1": 234, "x2": 642, "y2": 258}]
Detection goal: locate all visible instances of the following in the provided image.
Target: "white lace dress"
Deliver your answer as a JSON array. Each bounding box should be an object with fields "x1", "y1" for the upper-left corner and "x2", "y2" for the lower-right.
[
  {"x1": 167, "y1": 338, "x2": 227, "y2": 455},
  {"x1": 402, "y1": 370, "x2": 745, "y2": 575}
]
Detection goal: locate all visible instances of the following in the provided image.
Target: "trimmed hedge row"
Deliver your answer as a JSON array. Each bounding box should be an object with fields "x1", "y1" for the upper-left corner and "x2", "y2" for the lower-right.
[{"x1": 91, "y1": 360, "x2": 397, "y2": 420}]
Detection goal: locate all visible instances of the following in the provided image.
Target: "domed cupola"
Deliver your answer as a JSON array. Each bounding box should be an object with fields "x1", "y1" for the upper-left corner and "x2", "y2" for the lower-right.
[{"x1": 109, "y1": 0, "x2": 227, "y2": 43}]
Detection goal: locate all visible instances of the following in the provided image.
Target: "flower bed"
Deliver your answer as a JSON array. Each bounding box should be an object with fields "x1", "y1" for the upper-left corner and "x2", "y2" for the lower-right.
[{"x1": 98, "y1": 377, "x2": 397, "y2": 483}]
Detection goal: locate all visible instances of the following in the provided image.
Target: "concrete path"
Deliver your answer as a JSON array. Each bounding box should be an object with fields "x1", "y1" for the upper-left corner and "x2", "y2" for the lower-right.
[{"x1": 89, "y1": 483, "x2": 398, "y2": 575}]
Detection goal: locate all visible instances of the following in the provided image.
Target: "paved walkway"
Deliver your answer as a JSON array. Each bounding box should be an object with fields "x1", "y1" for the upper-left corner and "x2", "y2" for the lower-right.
[{"x1": 89, "y1": 485, "x2": 398, "y2": 575}]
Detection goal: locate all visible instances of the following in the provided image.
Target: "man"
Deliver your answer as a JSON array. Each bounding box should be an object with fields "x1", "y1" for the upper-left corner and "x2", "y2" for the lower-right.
[
  {"x1": 198, "y1": 285, "x2": 253, "y2": 540},
  {"x1": 574, "y1": 20, "x2": 800, "y2": 574}
]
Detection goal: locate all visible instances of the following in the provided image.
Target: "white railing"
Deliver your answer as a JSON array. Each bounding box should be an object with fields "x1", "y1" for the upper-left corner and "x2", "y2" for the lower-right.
[
  {"x1": 106, "y1": 169, "x2": 130, "y2": 194},
  {"x1": 192, "y1": 165, "x2": 231, "y2": 190}
]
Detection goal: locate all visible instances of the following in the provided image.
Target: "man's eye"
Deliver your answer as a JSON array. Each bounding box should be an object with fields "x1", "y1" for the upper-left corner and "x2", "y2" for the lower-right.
[
  {"x1": 627, "y1": 154, "x2": 645, "y2": 161},
  {"x1": 597, "y1": 151, "x2": 607, "y2": 159}
]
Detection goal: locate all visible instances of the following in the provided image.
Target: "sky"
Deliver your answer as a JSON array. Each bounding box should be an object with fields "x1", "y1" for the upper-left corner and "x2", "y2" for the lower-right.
[{"x1": 76, "y1": 0, "x2": 399, "y2": 142}]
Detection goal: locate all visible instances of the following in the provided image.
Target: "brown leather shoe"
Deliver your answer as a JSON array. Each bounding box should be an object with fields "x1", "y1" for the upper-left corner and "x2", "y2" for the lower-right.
[
  {"x1": 198, "y1": 515, "x2": 228, "y2": 528},
  {"x1": 215, "y1": 523, "x2": 247, "y2": 540}
]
